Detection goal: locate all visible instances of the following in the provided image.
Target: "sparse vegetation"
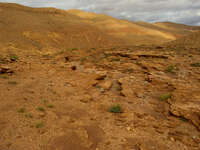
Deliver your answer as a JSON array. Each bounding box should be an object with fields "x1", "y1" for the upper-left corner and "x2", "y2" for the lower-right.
[
  {"x1": 25, "y1": 113, "x2": 33, "y2": 118},
  {"x1": 90, "y1": 48, "x2": 96, "y2": 50},
  {"x1": 37, "y1": 107, "x2": 45, "y2": 112},
  {"x1": 0, "y1": 75, "x2": 9, "y2": 79},
  {"x1": 42, "y1": 99, "x2": 48, "y2": 104},
  {"x1": 51, "y1": 90, "x2": 56, "y2": 94},
  {"x1": 18, "y1": 108, "x2": 25, "y2": 113},
  {"x1": 35, "y1": 122, "x2": 44, "y2": 128},
  {"x1": 56, "y1": 50, "x2": 65, "y2": 55},
  {"x1": 71, "y1": 48, "x2": 78, "y2": 51},
  {"x1": 0, "y1": 55, "x2": 5, "y2": 63},
  {"x1": 8, "y1": 81, "x2": 17, "y2": 85},
  {"x1": 80, "y1": 57, "x2": 88, "y2": 63},
  {"x1": 47, "y1": 104, "x2": 54, "y2": 108},
  {"x1": 111, "y1": 57, "x2": 120, "y2": 62},
  {"x1": 9, "y1": 55, "x2": 18, "y2": 61},
  {"x1": 191, "y1": 62, "x2": 200, "y2": 67},
  {"x1": 109, "y1": 104, "x2": 122, "y2": 113},
  {"x1": 180, "y1": 116, "x2": 188, "y2": 122},
  {"x1": 160, "y1": 93, "x2": 172, "y2": 101},
  {"x1": 165, "y1": 65, "x2": 175, "y2": 73},
  {"x1": 123, "y1": 68, "x2": 134, "y2": 73}
]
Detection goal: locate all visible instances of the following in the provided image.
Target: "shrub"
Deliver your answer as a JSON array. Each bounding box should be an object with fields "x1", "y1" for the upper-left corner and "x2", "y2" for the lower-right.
[
  {"x1": 191, "y1": 63, "x2": 200, "y2": 67},
  {"x1": 35, "y1": 122, "x2": 44, "y2": 128},
  {"x1": 37, "y1": 107, "x2": 45, "y2": 112},
  {"x1": 160, "y1": 93, "x2": 172, "y2": 101},
  {"x1": 18, "y1": 108, "x2": 25, "y2": 113},
  {"x1": 47, "y1": 104, "x2": 54, "y2": 108},
  {"x1": 165, "y1": 65, "x2": 175, "y2": 73},
  {"x1": 9, "y1": 55, "x2": 18, "y2": 61},
  {"x1": 8, "y1": 81, "x2": 17, "y2": 85},
  {"x1": 109, "y1": 104, "x2": 122, "y2": 113}
]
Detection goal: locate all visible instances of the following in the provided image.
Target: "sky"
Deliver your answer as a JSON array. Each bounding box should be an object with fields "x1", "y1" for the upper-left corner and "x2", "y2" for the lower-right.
[{"x1": 1, "y1": 0, "x2": 200, "y2": 25}]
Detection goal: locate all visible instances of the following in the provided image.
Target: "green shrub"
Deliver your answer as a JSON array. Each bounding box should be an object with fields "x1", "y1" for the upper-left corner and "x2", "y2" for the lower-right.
[
  {"x1": 18, "y1": 108, "x2": 25, "y2": 113},
  {"x1": 47, "y1": 104, "x2": 54, "y2": 108},
  {"x1": 37, "y1": 107, "x2": 45, "y2": 112},
  {"x1": 25, "y1": 113, "x2": 33, "y2": 118},
  {"x1": 9, "y1": 55, "x2": 18, "y2": 61},
  {"x1": 8, "y1": 81, "x2": 17, "y2": 85},
  {"x1": 72, "y1": 48, "x2": 78, "y2": 51},
  {"x1": 109, "y1": 104, "x2": 122, "y2": 113},
  {"x1": 165, "y1": 65, "x2": 175, "y2": 73},
  {"x1": 191, "y1": 63, "x2": 200, "y2": 67},
  {"x1": 35, "y1": 122, "x2": 44, "y2": 128},
  {"x1": 160, "y1": 93, "x2": 172, "y2": 101}
]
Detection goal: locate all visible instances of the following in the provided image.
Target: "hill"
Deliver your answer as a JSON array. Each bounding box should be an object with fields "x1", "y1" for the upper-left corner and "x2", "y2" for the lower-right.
[
  {"x1": 165, "y1": 31, "x2": 200, "y2": 50},
  {"x1": 67, "y1": 9, "x2": 200, "y2": 45},
  {"x1": 0, "y1": 3, "x2": 123, "y2": 52}
]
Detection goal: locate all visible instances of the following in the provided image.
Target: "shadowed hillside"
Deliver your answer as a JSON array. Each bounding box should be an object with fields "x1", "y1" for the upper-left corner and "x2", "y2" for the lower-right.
[{"x1": 0, "y1": 3, "x2": 123, "y2": 52}]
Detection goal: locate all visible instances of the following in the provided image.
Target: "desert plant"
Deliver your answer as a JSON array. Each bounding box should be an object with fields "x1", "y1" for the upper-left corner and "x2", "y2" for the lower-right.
[
  {"x1": 191, "y1": 63, "x2": 200, "y2": 67},
  {"x1": 47, "y1": 104, "x2": 54, "y2": 108},
  {"x1": 109, "y1": 104, "x2": 122, "y2": 113},
  {"x1": 0, "y1": 75, "x2": 9, "y2": 79},
  {"x1": 18, "y1": 108, "x2": 25, "y2": 113},
  {"x1": 165, "y1": 65, "x2": 175, "y2": 73},
  {"x1": 8, "y1": 81, "x2": 17, "y2": 85},
  {"x1": 35, "y1": 122, "x2": 44, "y2": 128},
  {"x1": 25, "y1": 113, "x2": 33, "y2": 118},
  {"x1": 71, "y1": 48, "x2": 78, "y2": 51},
  {"x1": 160, "y1": 93, "x2": 172, "y2": 101},
  {"x1": 37, "y1": 107, "x2": 45, "y2": 112},
  {"x1": 9, "y1": 55, "x2": 18, "y2": 61}
]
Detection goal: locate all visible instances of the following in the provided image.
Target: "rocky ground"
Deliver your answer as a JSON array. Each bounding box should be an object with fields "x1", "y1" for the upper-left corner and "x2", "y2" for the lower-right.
[{"x1": 0, "y1": 44, "x2": 200, "y2": 150}]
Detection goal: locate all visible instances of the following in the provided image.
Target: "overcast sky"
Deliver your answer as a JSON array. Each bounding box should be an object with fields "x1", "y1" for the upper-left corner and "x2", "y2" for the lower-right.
[{"x1": 1, "y1": 0, "x2": 200, "y2": 25}]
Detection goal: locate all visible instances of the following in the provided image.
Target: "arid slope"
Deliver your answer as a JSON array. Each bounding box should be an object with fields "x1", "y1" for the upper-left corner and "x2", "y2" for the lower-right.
[
  {"x1": 68, "y1": 9, "x2": 200, "y2": 45},
  {"x1": 0, "y1": 3, "x2": 123, "y2": 52}
]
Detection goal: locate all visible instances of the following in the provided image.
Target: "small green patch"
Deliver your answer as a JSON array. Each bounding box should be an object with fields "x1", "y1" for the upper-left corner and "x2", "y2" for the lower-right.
[
  {"x1": 191, "y1": 63, "x2": 200, "y2": 67},
  {"x1": 160, "y1": 93, "x2": 172, "y2": 101},
  {"x1": 37, "y1": 107, "x2": 45, "y2": 112},
  {"x1": 80, "y1": 57, "x2": 88, "y2": 63},
  {"x1": 165, "y1": 65, "x2": 175, "y2": 73},
  {"x1": 8, "y1": 81, "x2": 17, "y2": 85},
  {"x1": 35, "y1": 122, "x2": 44, "y2": 128},
  {"x1": 25, "y1": 113, "x2": 33, "y2": 118},
  {"x1": 109, "y1": 104, "x2": 122, "y2": 113},
  {"x1": 47, "y1": 104, "x2": 54, "y2": 108},
  {"x1": 90, "y1": 48, "x2": 96, "y2": 50},
  {"x1": 56, "y1": 50, "x2": 65, "y2": 55},
  {"x1": 9, "y1": 55, "x2": 18, "y2": 61},
  {"x1": 71, "y1": 48, "x2": 78, "y2": 51},
  {"x1": 123, "y1": 68, "x2": 134, "y2": 73},
  {"x1": 180, "y1": 116, "x2": 188, "y2": 122},
  {"x1": 42, "y1": 99, "x2": 48, "y2": 104},
  {"x1": 0, "y1": 75, "x2": 9, "y2": 79},
  {"x1": 111, "y1": 57, "x2": 120, "y2": 62},
  {"x1": 42, "y1": 54, "x2": 50, "y2": 57},
  {"x1": 18, "y1": 108, "x2": 25, "y2": 113}
]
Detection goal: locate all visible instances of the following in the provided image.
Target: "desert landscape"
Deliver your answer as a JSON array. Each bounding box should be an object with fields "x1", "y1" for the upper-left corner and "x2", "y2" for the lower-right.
[{"x1": 0, "y1": 3, "x2": 200, "y2": 150}]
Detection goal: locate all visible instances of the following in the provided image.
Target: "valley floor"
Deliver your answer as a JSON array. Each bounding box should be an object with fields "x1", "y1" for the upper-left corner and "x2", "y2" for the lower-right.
[{"x1": 0, "y1": 46, "x2": 200, "y2": 150}]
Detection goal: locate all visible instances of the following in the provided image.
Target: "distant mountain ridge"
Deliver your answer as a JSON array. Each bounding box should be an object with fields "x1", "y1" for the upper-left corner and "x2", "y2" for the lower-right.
[{"x1": 0, "y1": 2, "x2": 200, "y2": 51}]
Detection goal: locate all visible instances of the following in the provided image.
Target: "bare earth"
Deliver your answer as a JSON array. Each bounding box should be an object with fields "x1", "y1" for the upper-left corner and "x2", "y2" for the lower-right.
[{"x1": 0, "y1": 3, "x2": 200, "y2": 150}]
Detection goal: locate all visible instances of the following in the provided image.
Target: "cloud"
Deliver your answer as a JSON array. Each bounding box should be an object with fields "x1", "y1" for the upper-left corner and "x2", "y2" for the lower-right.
[{"x1": 0, "y1": 0, "x2": 200, "y2": 25}]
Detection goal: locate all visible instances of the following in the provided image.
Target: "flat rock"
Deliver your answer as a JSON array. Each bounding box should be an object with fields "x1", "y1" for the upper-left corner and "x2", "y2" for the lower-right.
[{"x1": 0, "y1": 65, "x2": 13, "y2": 74}]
